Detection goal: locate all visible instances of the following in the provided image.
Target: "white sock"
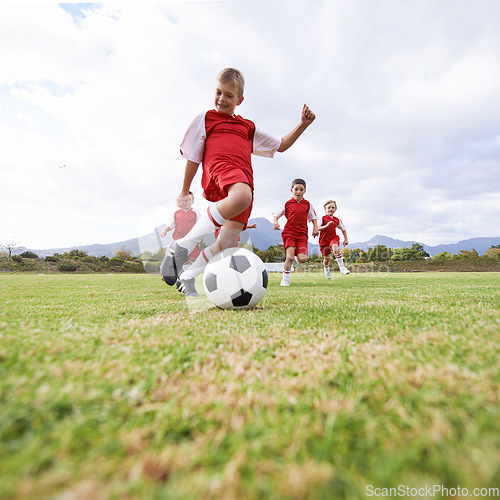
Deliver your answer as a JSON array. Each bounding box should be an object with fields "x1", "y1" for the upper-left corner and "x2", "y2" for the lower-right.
[
  {"x1": 282, "y1": 270, "x2": 291, "y2": 283},
  {"x1": 335, "y1": 253, "x2": 345, "y2": 268},
  {"x1": 177, "y1": 205, "x2": 227, "y2": 253},
  {"x1": 179, "y1": 247, "x2": 214, "y2": 281}
]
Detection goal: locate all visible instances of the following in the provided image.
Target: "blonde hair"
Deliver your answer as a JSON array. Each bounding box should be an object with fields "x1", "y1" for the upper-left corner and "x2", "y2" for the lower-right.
[
  {"x1": 217, "y1": 68, "x2": 245, "y2": 97},
  {"x1": 324, "y1": 199, "x2": 337, "y2": 210}
]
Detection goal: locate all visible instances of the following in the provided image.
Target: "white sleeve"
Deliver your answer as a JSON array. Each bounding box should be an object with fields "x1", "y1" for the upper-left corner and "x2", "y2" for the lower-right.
[
  {"x1": 253, "y1": 125, "x2": 281, "y2": 158},
  {"x1": 337, "y1": 218, "x2": 346, "y2": 231},
  {"x1": 180, "y1": 112, "x2": 207, "y2": 164},
  {"x1": 307, "y1": 204, "x2": 318, "y2": 222},
  {"x1": 194, "y1": 209, "x2": 202, "y2": 221},
  {"x1": 272, "y1": 205, "x2": 286, "y2": 218},
  {"x1": 167, "y1": 215, "x2": 176, "y2": 228}
]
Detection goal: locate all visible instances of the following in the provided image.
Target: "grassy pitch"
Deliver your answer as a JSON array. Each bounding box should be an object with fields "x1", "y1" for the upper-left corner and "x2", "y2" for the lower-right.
[{"x1": 1, "y1": 272, "x2": 499, "y2": 499}]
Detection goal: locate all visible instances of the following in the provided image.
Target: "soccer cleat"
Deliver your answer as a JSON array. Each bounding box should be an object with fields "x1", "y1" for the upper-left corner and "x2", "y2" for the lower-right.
[
  {"x1": 340, "y1": 266, "x2": 351, "y2": 275},
  {"x1": 324, "y1": 268, "x2": 332, "y2": 279},
  {"x1": 280, "y1": 279, "x2": 291, "y2": 287},
  {"x1": 160, "y1": 243, "x2": 189, "y2": 286},
  {"x1": 176, "y1": 278, "x2": 199, "y2": 298}
]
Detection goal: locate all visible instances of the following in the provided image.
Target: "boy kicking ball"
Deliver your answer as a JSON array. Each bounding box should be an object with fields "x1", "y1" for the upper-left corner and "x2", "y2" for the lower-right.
[
  {"x1": 160, "y1": 68, "x2": 316, "y2": 297},
  {"x1": 318, "y1": 199, "x2": 350, "y2": 278}
]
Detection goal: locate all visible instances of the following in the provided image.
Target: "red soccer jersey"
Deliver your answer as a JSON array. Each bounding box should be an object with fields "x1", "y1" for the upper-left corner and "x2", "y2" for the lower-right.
[
  {"x1": 274, "y1": 198, "x2": 317, "y2": 239},
  {"x1": 318, "y1": 215, "x2": 346, "y2": 248},
  {"x1": 168, "y1": 208, "x2": 200, "y2": 240},
  {"x1": 180, "y1": 110, "x2": 280, "y2": 202}
]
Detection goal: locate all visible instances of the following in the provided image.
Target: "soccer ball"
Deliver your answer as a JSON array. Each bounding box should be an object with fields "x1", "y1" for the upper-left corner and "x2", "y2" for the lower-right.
[{"x1": 203, "y1": 247, "x2": 268, "y2": 310}]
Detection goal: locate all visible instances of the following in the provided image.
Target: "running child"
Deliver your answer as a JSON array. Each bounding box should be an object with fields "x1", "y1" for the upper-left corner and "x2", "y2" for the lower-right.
[
  {"x1": 160, "y1": 191, "x2": 201, "y2": 265},
  {"x1": 318, "y1": 199, "x2": 350, "y2": 278},
  {"x1": 161, "y1": 68, "x2": 316, "y2": 297},
  {"x1": 272, "y1": 178, "x2": 319, "y2": 286}
]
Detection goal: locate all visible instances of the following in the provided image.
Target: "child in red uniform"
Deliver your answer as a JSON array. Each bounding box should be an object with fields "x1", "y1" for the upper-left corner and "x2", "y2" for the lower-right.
[
  {"x1": 272, "y1": 178, "x2": 319, "y2": 286},
  {"x1": 160, "y1": 191, "x2": 201, "y2": 263},
  {"x1": 161, "y1": 68, "x2": 316, "y2": 297},
  {"x1": 318, "y1": 199, "x2": 350, "y2": 278}
]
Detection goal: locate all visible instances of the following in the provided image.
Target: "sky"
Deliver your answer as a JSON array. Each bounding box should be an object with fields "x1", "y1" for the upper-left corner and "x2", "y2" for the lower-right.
[{"x1": 1, "y1": 0, "x2": 500, "y2": 251}]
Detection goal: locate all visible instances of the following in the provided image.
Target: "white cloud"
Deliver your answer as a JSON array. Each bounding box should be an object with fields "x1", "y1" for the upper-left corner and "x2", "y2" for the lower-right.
[{"x1": 1, "y1": 0, "x2": 499, "y2": 251}]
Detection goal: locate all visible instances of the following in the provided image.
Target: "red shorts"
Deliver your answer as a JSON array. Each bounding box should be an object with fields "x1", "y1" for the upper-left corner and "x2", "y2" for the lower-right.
[
  {"x1": 283, "y1": 234, "x2": 309, "y2": 255},
  {"x1": 204, "y1": 168, "x2": 253, "y2": 225},
  {"x1": 320, "y1": 236, "x2": 340, "y2": 256}
]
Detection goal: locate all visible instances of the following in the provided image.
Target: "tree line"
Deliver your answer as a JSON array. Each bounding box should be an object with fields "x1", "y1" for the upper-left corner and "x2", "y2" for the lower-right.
[{"x1": 1, "y1": 243, "x2": 499, "y2": 274}]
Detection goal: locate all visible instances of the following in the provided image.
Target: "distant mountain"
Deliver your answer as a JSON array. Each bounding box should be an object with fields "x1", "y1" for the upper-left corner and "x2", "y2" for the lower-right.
[
  {"x1": 347, "y1": 235, "x2": 500, "y2": 257},
  {"x1": 26, "y1": 220, "x2": 499, "y2": 258}
]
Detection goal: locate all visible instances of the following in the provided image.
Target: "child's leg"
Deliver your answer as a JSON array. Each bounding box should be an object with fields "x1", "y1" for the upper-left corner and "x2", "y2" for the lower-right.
[
  {"x1": 281, "y1": 247, "x2": 296, "y2": 286},
  {"x1": 177, "y1": 183, "x2": 252, "y2": 253},
  {"x1": 296, "y1": 253, "x2": 308, "y2": 264},
  {"x1": 162, "y1": 183, "x2": 252, "y2": 285},
  {"x1": 295, "y1": 238, "x2": 308, "y2": 265},
  {"x1": 333, "y1": 244, "x2": 350, "y2": 274},
  {"x1": 323, "y1": 250, "x2": 332, "y2": 279},
  {"x1": 179, "y1": 221, "x2": 244, "y2": 281}
]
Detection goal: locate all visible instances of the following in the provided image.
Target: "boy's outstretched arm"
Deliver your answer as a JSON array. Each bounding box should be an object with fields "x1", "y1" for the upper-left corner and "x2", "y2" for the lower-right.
[
  {"x1": 177, "y1": 160, "x2": 199, "y2": 204},
  {"x1": 277, "y1": 104, "x2": 316, "y2": 153}
]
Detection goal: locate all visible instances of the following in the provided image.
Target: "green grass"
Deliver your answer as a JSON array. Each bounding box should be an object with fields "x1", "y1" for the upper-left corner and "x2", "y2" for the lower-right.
[{"x1": 1, "y1": 272, "x2": 499, "y2": 499}]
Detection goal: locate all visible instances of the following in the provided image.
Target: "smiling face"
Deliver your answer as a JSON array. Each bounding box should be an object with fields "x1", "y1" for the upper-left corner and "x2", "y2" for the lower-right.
[
  {"x1": 214, "y1": 79, "x2": 244, "y2": 115},
  {"x1": 291, "y1": 183, "x2": 306, "y2": 202},
  {"x1": 325, "y1": 201, "x2": 337, "y2": 216}
]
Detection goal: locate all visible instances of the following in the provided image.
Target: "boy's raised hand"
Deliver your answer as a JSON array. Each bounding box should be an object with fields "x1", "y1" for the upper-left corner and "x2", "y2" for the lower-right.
[{"x1": 301, "y1": 104, "x2": 316, "y2": 126}]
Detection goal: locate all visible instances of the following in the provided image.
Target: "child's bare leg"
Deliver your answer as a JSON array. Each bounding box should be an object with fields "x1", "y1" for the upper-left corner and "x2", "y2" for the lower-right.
[
  {"x1": 216, "y1": 183, "x2": 253, "y2": 220},
  {"x1": 296, "y1": 253, "x2": 307, "y2": 264},
  {"x1": 323, "y1": 251, "x2": 332, "y2": 279},
  {"x1": 162, "y1": 183, "x2": 252, "y2": 286},
  {"x1": 179, "y1": 221, "x2": 244, "y2": 281},
  {"x1": 323, "y1": 253, "x2": 331, "y2": 267},
  {"x1": 281, "y1": 247, "x2": 296, "y2": 286},
  {"x1": 174, "y1": 183, "x2": 251, "y2": 254}
]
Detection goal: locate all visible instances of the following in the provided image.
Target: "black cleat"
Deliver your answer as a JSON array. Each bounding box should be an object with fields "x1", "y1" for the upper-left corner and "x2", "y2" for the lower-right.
[
  {"x1": 176, "y1": 278, "x2": 199, "y2": 298},
  {"x1": 160, "y1": 243, "x2": 189, "y2": 286}
]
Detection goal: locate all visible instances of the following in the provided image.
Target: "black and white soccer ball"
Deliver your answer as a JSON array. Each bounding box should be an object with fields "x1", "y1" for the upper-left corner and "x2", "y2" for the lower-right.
[{"x1": 203, "y1": 247, "x2": 268, "y2": 310}]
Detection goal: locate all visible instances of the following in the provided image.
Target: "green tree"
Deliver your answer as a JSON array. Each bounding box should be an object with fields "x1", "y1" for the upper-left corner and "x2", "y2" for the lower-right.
[
  {"x1": 484, "y1": 246, "x2": 500, "y2": 259},
  {"x1": 410, "y1": 243, "x2": 430, "y2": 259},
  {"x1": 115, "y1": 247, "x2": 133, "y2": 261},
  {"x1": 434, "y1": 251, "x2": 453, "y2": 260},
  {"x1": 457, "y1": 249, "x2": 479, "y2": 259},
  {"x1": 64, "y1": 249, "x2": 89, "y2": 259},
  {"x1": 350, "y1": 248, "x2": 368, "y2": 263},
  {"x1": 367, "y1": 245, "x2": 391, "y2": 262},
  {"x1": 20, "y1": 251, "x2": 38, "y2": 259},
  {"x1": 255, "y1": 244, "x2": 285, "y2": 263}
]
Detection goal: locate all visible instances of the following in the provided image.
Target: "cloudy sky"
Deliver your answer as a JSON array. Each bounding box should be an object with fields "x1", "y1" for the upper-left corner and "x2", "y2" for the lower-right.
[{"x1": 1, "y1": 0, "x2": 499, "y2": 251}]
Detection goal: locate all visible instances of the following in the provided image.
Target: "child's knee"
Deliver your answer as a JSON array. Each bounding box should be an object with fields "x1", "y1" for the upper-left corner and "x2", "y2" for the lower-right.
[
  {"x1": 227, "y1": 183, "x2": 252, "y2": 211},
  {"x1": 297, "y1": 254, "x2": 307, "y2": 263}
]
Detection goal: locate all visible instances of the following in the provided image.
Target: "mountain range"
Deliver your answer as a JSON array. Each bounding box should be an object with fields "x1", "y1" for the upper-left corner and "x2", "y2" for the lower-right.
[{"x1": 26, "y1": 217, "x2": 499, "y2": 258}]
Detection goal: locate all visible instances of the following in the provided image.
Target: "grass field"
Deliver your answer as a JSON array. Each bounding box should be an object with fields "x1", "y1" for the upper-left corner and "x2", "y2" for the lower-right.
[{"x1": 1, "y1": 272, "x2": 499, "y2": 499}]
